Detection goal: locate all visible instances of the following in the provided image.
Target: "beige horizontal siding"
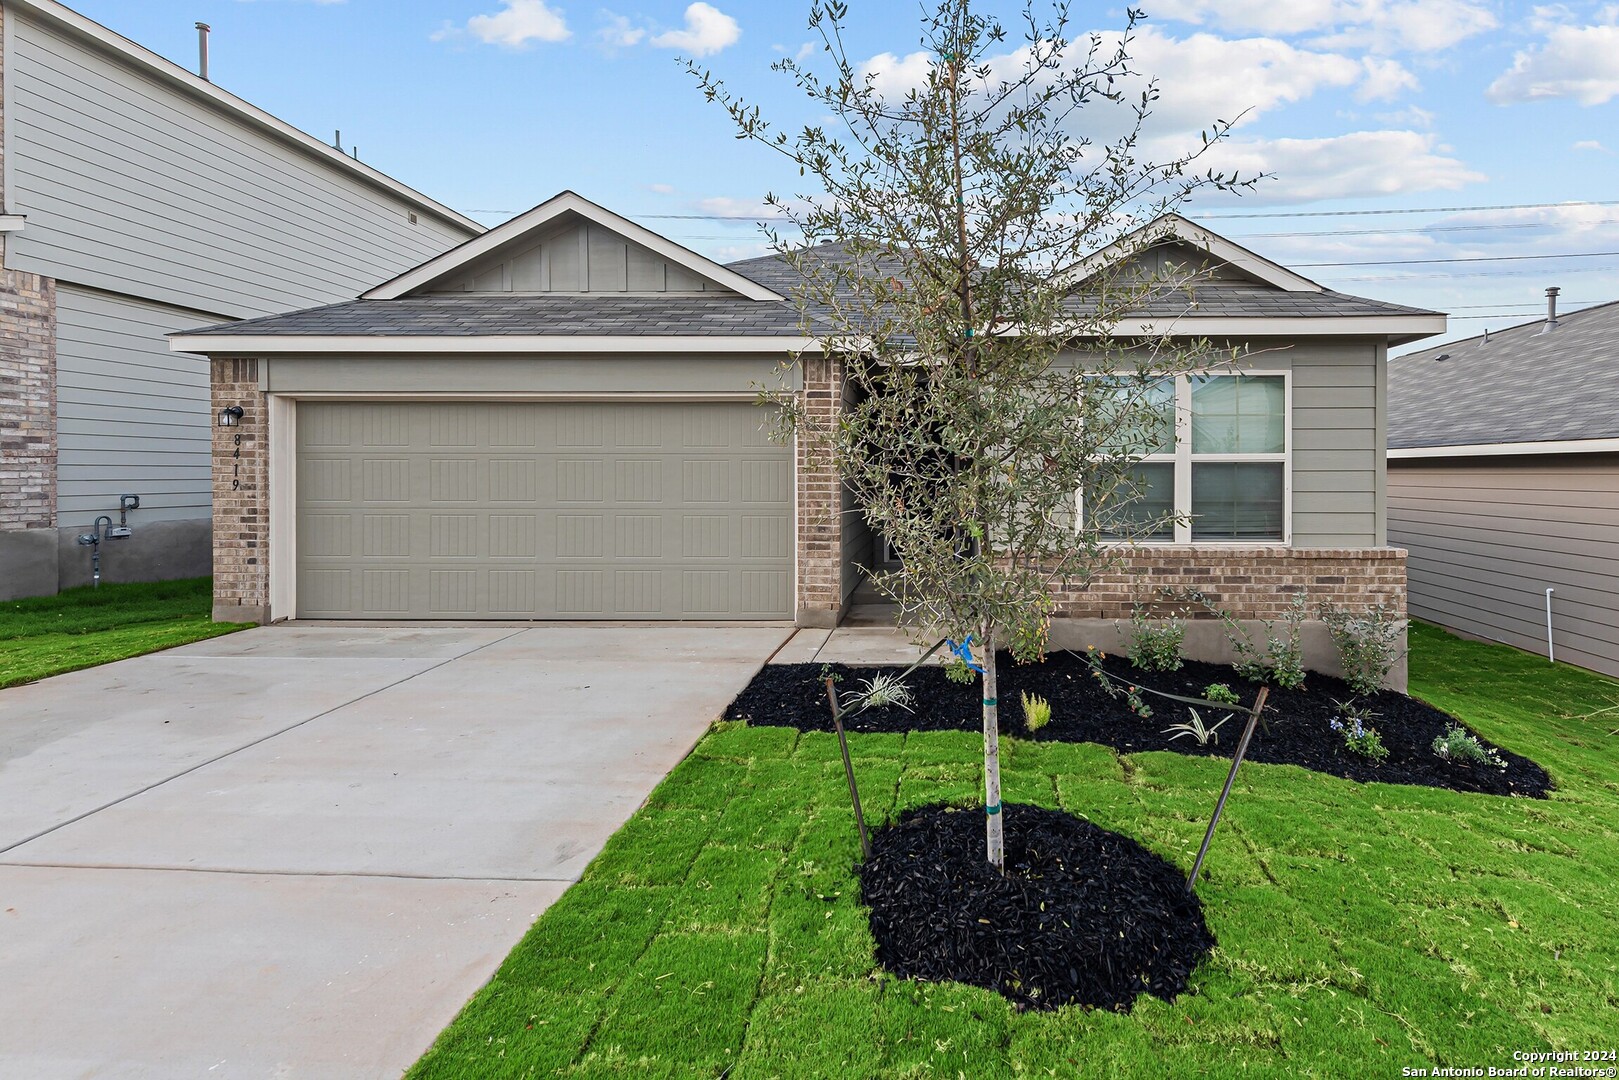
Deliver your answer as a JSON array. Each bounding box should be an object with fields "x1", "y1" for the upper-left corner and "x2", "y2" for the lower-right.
[{"x1": 1389, "y1": 455, "x2": 1619, "y2": 678}]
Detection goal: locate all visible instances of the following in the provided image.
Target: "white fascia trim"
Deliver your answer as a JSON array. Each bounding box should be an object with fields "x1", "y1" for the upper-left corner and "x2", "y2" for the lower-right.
[
  {"x1": 363, "y1": 191, "x2": 784, "y2": 302},
  {"x1": 7, "y1": 0, "x2": 482, "y2": 237},
  {"x1": 0, "y1": 215, "x2": 24, "y2": 232},
  {"x1": 170, "y1": 333, "x2": 819, "y2": 354},
  {"x1": 1389, "y1": 437, "x2": 1619, "y2": 459},
  {"x1": 1063, "y1": 214, "x2": 1324, "y2": 294}
]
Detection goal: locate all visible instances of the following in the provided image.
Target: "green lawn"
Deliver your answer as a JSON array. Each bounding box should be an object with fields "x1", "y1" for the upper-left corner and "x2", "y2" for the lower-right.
[
  {"x1": 410, "y1": 622, "x2": 1619, "y2": 1078},
  {"x1": 0, "y1": 577, "x2": 249, "y2": 688}
]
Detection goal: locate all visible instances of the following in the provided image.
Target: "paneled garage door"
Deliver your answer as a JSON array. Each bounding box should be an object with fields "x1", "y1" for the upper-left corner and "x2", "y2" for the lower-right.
[{"x1": 294, "y1": 401, "x2": 792, "y2": 619}]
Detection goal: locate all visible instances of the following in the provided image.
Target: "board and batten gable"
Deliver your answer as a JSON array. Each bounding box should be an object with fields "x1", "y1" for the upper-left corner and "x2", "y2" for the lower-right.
[
  {"x1": 1389, "y1": 454, "x2": 1619, "y2": 678},
  {"x1": 3, "y1": 8, "x2": 472, "y2": 316},
  {"x1": 424, "y1": 217, "x2": 736, "y2": 296}
]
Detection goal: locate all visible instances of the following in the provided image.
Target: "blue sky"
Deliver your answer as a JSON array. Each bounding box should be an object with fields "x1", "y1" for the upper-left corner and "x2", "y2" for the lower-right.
[{"x1": 72, "y1": 0, "x2": 1619, "y2": 349}]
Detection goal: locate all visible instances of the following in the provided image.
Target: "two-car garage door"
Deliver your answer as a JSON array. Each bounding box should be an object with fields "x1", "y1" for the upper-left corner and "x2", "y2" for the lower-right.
[{"x1": 294, "y1": 401, "x2": 792, "y2": 619}]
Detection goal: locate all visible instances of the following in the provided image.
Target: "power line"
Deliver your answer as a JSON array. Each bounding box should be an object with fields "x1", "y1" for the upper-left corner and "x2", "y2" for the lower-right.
[
  {"x1": 1299, "y1": 250, "x2": 1619, "y2": 268},
  {"x1": 1194, "y1": 199, "x2": 1619, "y2": 220},
  {"x1": 1336, "y1": 263, "x2": 1619, "y2": 282},
  {"x1": 469, "y1": 197, "x2": 1619, "y2": 223}
]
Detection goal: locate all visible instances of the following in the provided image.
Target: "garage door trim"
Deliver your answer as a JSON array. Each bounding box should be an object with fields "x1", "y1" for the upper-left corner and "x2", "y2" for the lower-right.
[{"x1": 269, "y1": 395, "x2": 796, "y2": 622}]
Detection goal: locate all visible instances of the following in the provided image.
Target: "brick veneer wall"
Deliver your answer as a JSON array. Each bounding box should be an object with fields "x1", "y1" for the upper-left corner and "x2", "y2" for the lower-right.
[
  {"x1": 0, "y1": 271, "x2": 56, "y2": 531},
  {"x1": 1051, "y1": 545, "x2": 1407, "y2": 619},
  {"x1": 796, "y1": 353, "x2": 846, "y2": 626},
  {"x1": 211, "y1": 359, "x2": 269, "y2": 621}
]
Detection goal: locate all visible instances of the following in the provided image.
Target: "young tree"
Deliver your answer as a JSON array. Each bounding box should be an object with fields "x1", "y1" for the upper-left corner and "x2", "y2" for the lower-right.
[{"x1": 689, "y1": 0, "x2": 1257, "y2": 870}]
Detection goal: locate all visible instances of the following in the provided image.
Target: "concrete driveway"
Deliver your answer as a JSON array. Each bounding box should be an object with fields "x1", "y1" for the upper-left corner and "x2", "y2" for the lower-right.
[{"x1": 0, "y1": 624, "x2": 788, "y2": 1079}]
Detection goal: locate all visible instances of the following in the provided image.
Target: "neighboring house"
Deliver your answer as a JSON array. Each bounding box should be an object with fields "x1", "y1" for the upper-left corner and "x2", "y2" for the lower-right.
[
  {"x1": 174, "y1": 193, "x2": 1441, "y2": 676},
  {"x1": 0, "y1": 0, "x2": 481, "y2": 600},
  {"x1": 1388, "y1": 294, "x2": 1619, "y2": 678}
]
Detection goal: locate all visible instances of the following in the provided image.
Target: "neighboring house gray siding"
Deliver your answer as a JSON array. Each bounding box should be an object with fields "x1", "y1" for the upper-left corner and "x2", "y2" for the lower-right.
[
  {"x1": 0, "y1": 0, "x2": 479, "y2": 599},
  {"x1": 54, "y1": 286, "x2": 211, "y2": 524},
  {"x1": 4, "y1": 8, "x2": 470, "y2": 316},
  {"x1": 1389, "y1": 454, "x2": 1619, "y2": 678}
]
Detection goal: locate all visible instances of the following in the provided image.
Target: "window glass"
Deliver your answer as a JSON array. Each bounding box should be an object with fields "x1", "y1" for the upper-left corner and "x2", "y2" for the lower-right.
[
  {"x1": 1093, "y1": 462, "x2": 1175, "y2": 541},
  {"x1": 1191, "y1": 375, "x2": 1284, "y2": 455},
  {"x1": 1191, "y1": 462, "x2": 1284, "y2": 540},
  {"x1": 1089, "y1": 377, "x2": 1175, "y2": 457}
]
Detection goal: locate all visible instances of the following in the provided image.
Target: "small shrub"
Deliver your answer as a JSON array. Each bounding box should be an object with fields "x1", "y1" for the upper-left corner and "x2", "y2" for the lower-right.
[
  {"x1": 1197, "y1": 592, "x2": 1307, "y2": 690},
  {"x1": 1266, "y1": 595, "x2": 1308, "y2": 690},
  {"x1": 1123, "y1": 684, "x2": 1153, "y2": 720},
  {"x1": 1164, "y1": 707, "x2": 1227, "y2": 746},
  {"x1": 1329, "y1": 701, "x2": 1388, "y2": 762},
  {"x1": 1123, "y1": 604, "x2": 1186, "y2": 673},
  {"x1": 1432, "y1": 724, "x2": 1506, "y2": 768},
  {"x1": 1320, "y1": 601, "x2": 1406, "y2": 696},
  {"x1": 943, "y1": 657, "x2": 975, "y2": 684},
  {"x1": 854, "y1": 673, "x2": 914, "y2": 713},
  {"x1": 1020, "y1": 691, "x2": 1052, "y2": 732},
  {"x1": 1204, "y1": 683, "x2": 1241, "y2": 706}
]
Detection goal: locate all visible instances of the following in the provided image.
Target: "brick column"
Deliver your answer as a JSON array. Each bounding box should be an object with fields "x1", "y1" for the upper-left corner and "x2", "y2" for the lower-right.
[
  {"x1": 0, "y1": 272, "x2": 56, "y2": 533},
  {"x1": 211, "y1": 358, "x2": 269, "y2": 622},
  {"x1": 795, "y1": 353, "x2": 845, "y2": 626}
]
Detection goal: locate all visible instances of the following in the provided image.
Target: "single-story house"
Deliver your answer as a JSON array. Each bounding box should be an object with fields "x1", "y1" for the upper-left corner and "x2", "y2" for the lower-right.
[
  {"x1": 1389, "y1": 293, "x2": 1619, "y2": 678},
  {"x1": 174, "y1": 191, "x2": 1443, "y2": 672},
  {"x1": 0, "y1": 0, "x2": 480, "y2": 600}
]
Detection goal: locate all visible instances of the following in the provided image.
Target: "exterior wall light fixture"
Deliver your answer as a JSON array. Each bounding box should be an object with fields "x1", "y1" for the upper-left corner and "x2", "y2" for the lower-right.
[{"x1": 218, "y1": 405, "x2": 244, "y2": 428}]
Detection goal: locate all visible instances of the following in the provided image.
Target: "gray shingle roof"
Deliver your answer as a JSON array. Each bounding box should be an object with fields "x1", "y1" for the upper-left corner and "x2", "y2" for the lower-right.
[
  {"x1": 1388, "y1": 299, "x2": 1619, "y2": 449},
  {"x1": 191, "y1": 294, "x2": 818, "y2": 337},
  {"x1": 1089, "y1": 283, "x2": 1435, "y2": 319},
  {"x1": 187, "y1": 242, "x2": 1438, "y2": 339}
]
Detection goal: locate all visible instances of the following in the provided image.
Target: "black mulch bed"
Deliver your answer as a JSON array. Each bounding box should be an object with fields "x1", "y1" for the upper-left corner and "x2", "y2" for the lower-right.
[
  {"x1": 726, "y1": 651, "x2": 1552, "y2": 798},
  {"x1": 859, "y1": 802, "x2": 1215, "y2": 1011}
]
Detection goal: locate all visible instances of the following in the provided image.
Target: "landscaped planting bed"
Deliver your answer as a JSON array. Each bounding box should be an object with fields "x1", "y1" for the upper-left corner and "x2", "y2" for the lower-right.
[
  {"x1": 409, "y1": 624, "x2": 1619, "y2": 1079},
  {"x1": 726, "y1": 650, "x2": 1552, "y2": 798}
]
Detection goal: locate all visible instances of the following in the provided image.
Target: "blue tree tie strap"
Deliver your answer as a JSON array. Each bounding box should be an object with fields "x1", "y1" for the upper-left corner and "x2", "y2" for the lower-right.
[
  {"x1": 982, "y1": 698, "x2": 997, "y2": 707},
  {"x1": 947, "y1": 635, "x2": 985, "y2": 674},
  {"x1": 986, "y1": 802, "x2": 1002, "y2": 815}
]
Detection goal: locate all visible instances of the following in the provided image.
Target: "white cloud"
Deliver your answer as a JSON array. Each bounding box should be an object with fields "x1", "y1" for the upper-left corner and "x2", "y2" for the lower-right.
[
  {"x1": 1193, "y1": 130, "x2": 1485, "y2": 203},
  {"x1": 1573, "y1": 139, "x2": 1612, "y2": 152},
  {"x1": 1145, "y1": 0, "x2": 1497, "y2": 53},
  {"x1": 1487, "y1": 23, "x2": 1619, "y2": 105},
  {"x1": 649, "y1": 2, "x2": 740, "y2": 57},
  {"x1": 597, "y1": 11, "x2": 645, "y2": 48},
  {"x1": 648, "y1": 182, "x2": 677, "y2": 194},
  {"x1": 860, "y1": 29, "x2": 1366, "y2": 137},
  {"x1": 1375, "y1": 104, "x2": 1436, "y2": 127},
  {"x1": 436, "y1": 0, "x2": 571, "y2": 48},
  {"x1": 1355, "y1": 56, "x2": 1419, "y2": 101}
]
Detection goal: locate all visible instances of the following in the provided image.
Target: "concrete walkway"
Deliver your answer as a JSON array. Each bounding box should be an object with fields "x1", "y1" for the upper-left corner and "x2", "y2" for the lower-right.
[{"x1": 0, "y1": 624, "x2": 788, "y2": 1079}]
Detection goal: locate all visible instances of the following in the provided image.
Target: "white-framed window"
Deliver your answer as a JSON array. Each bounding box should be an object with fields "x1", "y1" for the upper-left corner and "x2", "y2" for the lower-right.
[{"x1": 1082, "y1": 372, "x2": 1291, "y2": 544}]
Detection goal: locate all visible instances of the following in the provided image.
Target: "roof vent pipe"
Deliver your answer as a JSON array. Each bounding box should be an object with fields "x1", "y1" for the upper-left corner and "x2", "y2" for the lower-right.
[
  {"x1": 195, "y1": 22, "x2": 210, "y2": 81},
  {"x1": 1546, "y1": 285, "x2": 1560, "y2": 327}
]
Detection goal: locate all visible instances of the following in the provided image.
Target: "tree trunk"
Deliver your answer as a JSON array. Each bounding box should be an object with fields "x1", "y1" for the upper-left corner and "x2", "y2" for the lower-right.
[{"x1": 981, "y1": 624, "x2": 1005, "y2": 872}]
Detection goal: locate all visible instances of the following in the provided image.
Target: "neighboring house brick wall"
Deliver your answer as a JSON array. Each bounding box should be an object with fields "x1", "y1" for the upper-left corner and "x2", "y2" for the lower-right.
[
  {"x1": 210, "y1": 358, "x2": 269, "y2": 622},
  {"x1": 0, "y1": 270, "x2": 55, "y2": 533},
  {"x1": 796, "y1": 353, "x2": 846, "y2": 626}
]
